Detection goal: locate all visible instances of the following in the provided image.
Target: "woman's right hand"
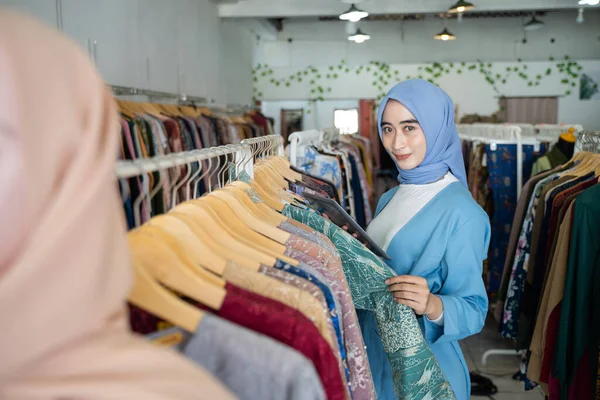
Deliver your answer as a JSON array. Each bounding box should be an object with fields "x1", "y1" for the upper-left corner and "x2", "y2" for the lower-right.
[{"x1": 323, "y1": 213, "x2": 366, "y2": 245}]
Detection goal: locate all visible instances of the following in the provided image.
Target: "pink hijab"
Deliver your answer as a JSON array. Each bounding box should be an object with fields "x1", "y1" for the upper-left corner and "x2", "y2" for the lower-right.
[{"x1": 0, "y1": 10, "x2": 234, "y2": 399}]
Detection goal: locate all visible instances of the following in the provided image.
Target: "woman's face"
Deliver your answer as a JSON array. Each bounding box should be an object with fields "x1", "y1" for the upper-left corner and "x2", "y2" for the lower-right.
[{"x1": 381, "y1": 99, "x2": 427, "y2": 171}]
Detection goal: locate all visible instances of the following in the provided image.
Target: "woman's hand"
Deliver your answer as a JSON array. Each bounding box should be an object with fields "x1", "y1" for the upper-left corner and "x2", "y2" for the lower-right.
[
  {"x1": 385, "y1": 275, "x2": 443, "y2": 320},
  {"x1": 322, "y1": 213, "x2": 364, "y2": 243}
]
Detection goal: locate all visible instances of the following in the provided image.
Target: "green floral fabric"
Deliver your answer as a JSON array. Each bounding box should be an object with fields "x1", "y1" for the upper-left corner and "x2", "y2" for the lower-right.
[{"x1": 282, "y1": 204, "x2": 456, "y2": 400}]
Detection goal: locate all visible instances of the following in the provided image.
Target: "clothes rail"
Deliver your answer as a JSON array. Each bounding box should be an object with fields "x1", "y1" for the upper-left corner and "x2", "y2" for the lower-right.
[
  {"x1": 110, "y1": 84, "x2": 211, "y2": 104},
  {"x1": 115, "y1": 143, "x2": 253, "y2": 179},
  {"x1": 288, "y1": 130, "x2": 324, "y2": 167},
  {"x1": 241, "y1": 134, "x2": 285, "y2": 158}
]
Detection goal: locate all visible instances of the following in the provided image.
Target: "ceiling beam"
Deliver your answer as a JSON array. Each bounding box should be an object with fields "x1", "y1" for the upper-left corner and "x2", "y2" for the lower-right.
[{"x1": 218, "y1": 0, "x2": 590, "y2": 18}]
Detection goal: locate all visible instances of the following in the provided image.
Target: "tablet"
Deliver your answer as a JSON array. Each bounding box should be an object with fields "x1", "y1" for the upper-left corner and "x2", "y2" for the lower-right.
[{"x1": 302, "y1": 191, "x2": 391, "y2": 260}]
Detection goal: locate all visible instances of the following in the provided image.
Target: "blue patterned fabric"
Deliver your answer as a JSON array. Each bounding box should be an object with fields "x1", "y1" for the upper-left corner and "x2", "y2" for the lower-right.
[
  {"x1": 500, "y1": 171, "x2": 562, "y2": 339},
  {"x1": 273, "y1": 259, "x2": 348, "y2": 383},
  {"x1": 484, "y1": 144, "x2": 547, "y2": 295},
  {"x1": 300, "y1": 147, "x2": 345, "y2": 208}
]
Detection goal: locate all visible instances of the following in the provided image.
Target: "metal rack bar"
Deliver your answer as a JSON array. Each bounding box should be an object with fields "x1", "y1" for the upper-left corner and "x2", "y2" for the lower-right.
[{"x1": 109, "y1": 84, "x2": 211, "y2": 104}]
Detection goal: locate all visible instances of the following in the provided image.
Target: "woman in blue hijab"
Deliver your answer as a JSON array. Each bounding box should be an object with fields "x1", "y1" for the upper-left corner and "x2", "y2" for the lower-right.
[{"x1": 363, "y1": 80, "x2": 491, "y2": 400}]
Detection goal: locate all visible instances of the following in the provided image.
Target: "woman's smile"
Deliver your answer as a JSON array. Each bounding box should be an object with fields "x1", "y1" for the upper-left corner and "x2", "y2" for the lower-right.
[{"x1": 394, "y1": 153, "x2": 412, "y2": 161}]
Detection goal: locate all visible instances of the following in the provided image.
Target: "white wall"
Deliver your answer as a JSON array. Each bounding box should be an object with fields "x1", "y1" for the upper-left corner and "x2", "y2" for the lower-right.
[
  {"x1": 261, "y1": 99, "x2": 359, "y2": 135},
  {"x1": 257, "y1": 59, "x2": 600, "y2": 131},
  {"x1": 255, "y1": 10, "x2": 600, "y2": 131},
  {"x1": 1, "y1": 0, "x2": 256, "y2": 105},
  {"x1": 257, "y1": 10, "x2": 600, "y2": 67}
]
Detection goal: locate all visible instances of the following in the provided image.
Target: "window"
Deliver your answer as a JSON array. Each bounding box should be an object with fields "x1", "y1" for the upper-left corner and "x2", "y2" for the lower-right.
[{"x1": 334, "y1": 108, "x2": 359, "y2": 135}]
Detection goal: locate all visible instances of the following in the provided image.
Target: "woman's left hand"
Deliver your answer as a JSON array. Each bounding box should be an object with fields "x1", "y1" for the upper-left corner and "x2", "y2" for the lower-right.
[{"x1": 386, "y1": 275, "x2": 442, "y2": 319}]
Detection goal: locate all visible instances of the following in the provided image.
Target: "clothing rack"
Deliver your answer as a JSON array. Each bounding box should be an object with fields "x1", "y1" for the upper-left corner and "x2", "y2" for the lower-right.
[
  {"x1": 110, "y1": 84, "x2": 211, "y2": 104},
  {"x1": 116, "y1": 134, "x2": 284, "y2": 180},
  {"x1": 110, "y1": 85, "x2": 257, "y2": 113},
  {"x1": 458, "y1": 124, "x2": 528, "y2": 197},
  {"x1": 115, "y1": 144, "x2": 251, "y2": 179},
  {"x1": 116, "y1": 136, "x2": 284, "y2": 228},
  {"x1": 288, "y1": 130, "x2": 324, "y2": 167},
  {"x1": 458, "y1": 123, "x2": 546, "y2": 366},
  {"x1": 241, "y1": 135, "x2": 285, "y2": 158},
  {"x1": 534, "y1": 123, "x2": 584, "y2": 139}
]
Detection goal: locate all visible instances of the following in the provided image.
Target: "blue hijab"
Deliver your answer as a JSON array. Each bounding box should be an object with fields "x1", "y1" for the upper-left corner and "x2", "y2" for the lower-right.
[{"x1": 377, "y1": 79, "x2": 467, "y2": 187}]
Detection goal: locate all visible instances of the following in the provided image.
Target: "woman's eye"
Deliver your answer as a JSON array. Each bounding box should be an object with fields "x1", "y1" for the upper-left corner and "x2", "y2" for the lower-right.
[
  {"x1": 404, "y1": 126, "x2": 416, "y2": 132},
  {"x1": 383, "y1": 127, "x2": 393, "y2": 134}
]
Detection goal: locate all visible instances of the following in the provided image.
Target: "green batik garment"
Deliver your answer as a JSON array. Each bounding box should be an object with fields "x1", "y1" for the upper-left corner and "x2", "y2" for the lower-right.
[{"x1": 282, "y1": 204, "x2": 456, "y2": 400}]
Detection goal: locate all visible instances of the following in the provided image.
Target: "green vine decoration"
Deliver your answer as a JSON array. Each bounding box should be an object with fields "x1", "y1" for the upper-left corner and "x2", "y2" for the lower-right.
[{"x1": 253, "y1": 55, "x2": 589, "y2": 106}]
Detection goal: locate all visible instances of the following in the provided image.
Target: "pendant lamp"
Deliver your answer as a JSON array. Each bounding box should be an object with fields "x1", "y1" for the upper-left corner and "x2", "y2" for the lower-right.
[
  {"x1": 523, "y1": 14, "x2": 545, "y2": 31},
  {"x1": 448, "y1": 0, "x2": 475, "y2": 13},
  {"x1": 434, "y1": 28, "x2": 456, "y2": 41},
  {"x1": 339, "y1": 4, "x2": 369, "y2": 22},
  {"x1": 348, "y1": 28, "x2": 371, "y2": 43}
]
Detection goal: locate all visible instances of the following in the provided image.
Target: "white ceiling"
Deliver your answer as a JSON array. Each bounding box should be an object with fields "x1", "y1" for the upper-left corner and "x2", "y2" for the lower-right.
[{"x1": 218, "y1": 0, "x2": 592, "y2": 18}]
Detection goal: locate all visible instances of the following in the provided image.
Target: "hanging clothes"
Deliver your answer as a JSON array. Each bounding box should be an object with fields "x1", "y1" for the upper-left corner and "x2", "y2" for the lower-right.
[
  {"x1": 282, "y1": 205, "x2": 457, "y2": 400},
  {"x1": 494, "y1": 147, "x2": 600, "y2": 399}
]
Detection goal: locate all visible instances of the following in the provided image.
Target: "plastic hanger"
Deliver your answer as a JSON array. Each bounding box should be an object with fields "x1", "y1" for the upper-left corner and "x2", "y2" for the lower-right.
[
  {"x1": 146, "y1": 215, "x2": 227, "y2": 278},
  {"x1": 128, "y1": 231, "x2": 226, "y2": 311}
]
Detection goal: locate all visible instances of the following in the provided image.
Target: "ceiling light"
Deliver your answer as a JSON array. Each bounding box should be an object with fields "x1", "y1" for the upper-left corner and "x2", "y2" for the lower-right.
[
  {"x1": 348, "y1": 28, "x2": 371, "y2": 43},
  {"x1": 577, "y1": 8, "x2": 585, "y2": 23},
  {"x1": 434, "y1": 28, "x2": 456, "y2": 41},
  {"x1": 339, "y1": 4, "x2": 369, "y2": 22},
  {"x1": 523, "y1": 14, "x2": 545, "y2": 31},
  {"x1": 579, "y1": 0, "x2": 599, "y2": 5},
  {"x1": 448, "y1": 0, "x2": 475, "y2": 13}
]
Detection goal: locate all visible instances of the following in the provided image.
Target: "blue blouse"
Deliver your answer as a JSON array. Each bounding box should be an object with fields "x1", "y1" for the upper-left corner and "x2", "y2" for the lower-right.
[{"x1": 364, "y1": 182, "x2": 490, "y2": 400}]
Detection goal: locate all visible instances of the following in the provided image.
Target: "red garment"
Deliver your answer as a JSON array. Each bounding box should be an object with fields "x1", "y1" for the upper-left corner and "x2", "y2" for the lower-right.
[
  {"x1": 543, "y1": 303, "x2": 593, "y2": 399},
  {"x1": 128, "y1": 303, "x2": 170, "y2": 335},
  {"x1": 128, "y1": 283, "x2": 346, "y2": 400},
  {"x1": 217, "y1": 283, "x2": 346, "y2": 400},
  {"x1": 248, "y1": 111, "x2": 269, "y2": 136}
]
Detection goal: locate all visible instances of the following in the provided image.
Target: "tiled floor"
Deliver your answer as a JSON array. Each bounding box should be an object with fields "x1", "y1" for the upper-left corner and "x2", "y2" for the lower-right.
[{"x1": 461, "y1": 316, "x2": 545, "y2": 399}]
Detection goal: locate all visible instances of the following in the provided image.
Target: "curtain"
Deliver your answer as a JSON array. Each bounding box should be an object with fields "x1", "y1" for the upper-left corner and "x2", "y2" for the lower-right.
[{"x1": 499, "y1": 97, "x2": 558, "y2": 124}]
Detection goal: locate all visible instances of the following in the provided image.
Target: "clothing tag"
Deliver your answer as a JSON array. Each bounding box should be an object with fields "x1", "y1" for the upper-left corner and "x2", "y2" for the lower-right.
[
  {"x1": 533, "y1": 143, "x2": 540, "y2": 152},
  {"x1": 151, "y1": 331, "x2": 184, "y2": 347},
  {"x1": 246, "y1": 187, "x2": 263, "y2": 204},
  {"x1": 489, "y1": 142, "x2": 497, "y2": 151},
  {"x1": 238, "y1": 170, "x2": 252, "y2": 184},
  {"x1": 227, "y1": 162, "x2": 237, "y2": 181}
]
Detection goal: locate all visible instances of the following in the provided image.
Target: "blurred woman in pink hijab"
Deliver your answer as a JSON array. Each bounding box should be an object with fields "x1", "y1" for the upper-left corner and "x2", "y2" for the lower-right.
[{"x1": 0, "y1": 9, "x2": 234, "y2": 400}]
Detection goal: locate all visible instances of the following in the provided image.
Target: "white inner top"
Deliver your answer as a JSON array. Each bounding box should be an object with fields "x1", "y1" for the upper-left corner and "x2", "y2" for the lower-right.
[
  {"x1": 366, "y1": 172, "x2": 458, "y2": 326},
  {"x1": 367, "y1": 172, "x2": 458, "y2": 252}
]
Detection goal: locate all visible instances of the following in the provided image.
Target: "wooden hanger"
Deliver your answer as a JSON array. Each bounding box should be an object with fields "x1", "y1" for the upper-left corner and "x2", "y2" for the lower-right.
[
  {"x1": 189, "y1": 196, "x2": 289, "y2": 255},
  {"x1": 128, "y1": 232, "x2": 226, "y2": 310},
  {"x1": 255, "y1": 166, "x2": 305, "y2": 204},
  {"x1": 117, "y1": 100, "x2": 136, "y2": 119},
  {"x1": 145, "y1": 216, "x2": 227, "y2": 278},
  {"x1": 172, "y1": 203, "x2": 280, "y2": 266},
  {"x1": 128, "y1": 261, "x2": 203, "y2": 334},
  {"x1": 208, "y1": 189, "x2": 291, "y2": 244},
  {"x1": 169, "y1": 210, "x2": 262, "y2": 271},
  {"x1": 222, "y1": 184, "x2": 287, "y2": 225},
  {"x1": 229, "y1": 179, "x2": 285, "y2": 212}
]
